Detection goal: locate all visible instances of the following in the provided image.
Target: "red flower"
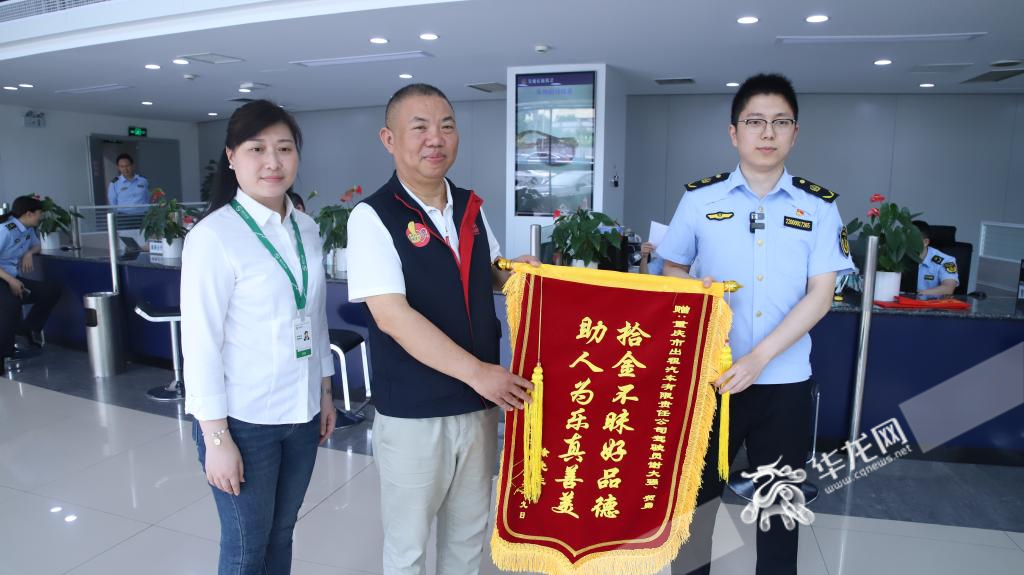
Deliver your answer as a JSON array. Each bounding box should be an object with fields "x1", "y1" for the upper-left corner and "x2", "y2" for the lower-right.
[
  {"x1": 870, "y1": 193, "x2": 885, "y2": 203},
  {"x1": 150, "y1": 189, "x2": 165, "y2": 202},
  {"x1": 553, "y1": 210, "x2": 561, "y2": 219},
  {"x1": 867, "y1": 207, "x2": 880, "y2": 218},
  {"x1": 355, "y1": 185, "x2": 363, "y2": 194}
]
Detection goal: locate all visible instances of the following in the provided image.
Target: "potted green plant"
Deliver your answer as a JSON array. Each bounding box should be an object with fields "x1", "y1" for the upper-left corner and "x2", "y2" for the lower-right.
[
  {"x1": 550, "y1": 208, "x2": 622, "y2": 268},
  {"x1": 141, "y1": 188, "x2": 200, "y2": 259},
  {"x1": 846, "y1": 194, "x2": 924, "y2": 302},
  {"x1": 35, "y1": 195, "x2": 82, "y2": 251},
  {"x1": 312, "y1": 184, "x2": 362, "y2": 271},
  {"x1": 199, "y1": 159, "x2": 217, "y2": 203}
]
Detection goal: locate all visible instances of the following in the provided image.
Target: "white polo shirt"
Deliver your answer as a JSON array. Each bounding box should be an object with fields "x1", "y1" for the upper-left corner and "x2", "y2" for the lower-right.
[
  {"x1": 347, "y1": 178, "x2": 501, "y2": 303},
  {"x1": 181, "y1": 190, "x2": 334, "y2": 424}
]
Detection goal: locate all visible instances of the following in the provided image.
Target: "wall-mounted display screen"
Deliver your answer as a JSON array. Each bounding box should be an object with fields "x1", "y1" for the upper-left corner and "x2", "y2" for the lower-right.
[{"x1": 514, "y1": 71, "x2": 596, "y2": 216}]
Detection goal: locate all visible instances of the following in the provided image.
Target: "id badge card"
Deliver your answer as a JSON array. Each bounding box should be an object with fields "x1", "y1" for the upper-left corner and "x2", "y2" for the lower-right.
[{"x1": 293, "y1": 316, "x2": 313, "y2": 359}]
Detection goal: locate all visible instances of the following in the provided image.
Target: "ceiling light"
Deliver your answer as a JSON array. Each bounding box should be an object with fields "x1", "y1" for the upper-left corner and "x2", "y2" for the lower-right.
[
  {"x1": 18, "y1": 83, "x2": 33, "y2": 88},
  {"x1": 172, "y1": 58, "x2": 189, "y2": 65},
  {"x1": 419, "y1": 33, "x2": 439, "y2": 41},
  {"x1": 291, "y1": 50, "x2": 433, "y2": 67},
  {"x1": 737, "y1": 16, "x2": 758, "y2": 24},
  {"x1": 399, "y1": 73, "x2": 413, "y2": 79},
  {"x1": 806, "y1": 15, "x2": 829, "y2": 23},
  {"x1": 50, "y1": 507, "x2": 62, "y2": 513},
  {"x1": 874, "y1": 59, "x2": 893, "y2": 66},
  {"x1": 141, "y1": 101, "x2": 153, "y2": 105},
  {"x1": 726, "y1": 82, "x2": 740, "y2": 87},
  {"x1": 238, "y1": 88, "x2": 251, "y2": 93},
  {"x1": 919, "y1": 83, "x2": 935, "y2": 88},
  {"x1": 3, "y1": 86, "x2": 17, "y2": 91},
  {"x1": 145, "y1": 64, "x2": 161, "y2": 70},
  {"x1": 208, "y1": 112, "x2": 218, "y2": 116},
  {"x1": 64, "y1": 515, "x2": 77, "y2": 523},
  {"x1": 370, "y1": 37, "x2": 388, "y2": 44}
]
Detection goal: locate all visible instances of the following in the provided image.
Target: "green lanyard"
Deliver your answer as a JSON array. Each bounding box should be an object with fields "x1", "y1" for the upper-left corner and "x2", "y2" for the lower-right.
[{"x1": 231, "y1": 199, "x2": 308, "y2": 311}]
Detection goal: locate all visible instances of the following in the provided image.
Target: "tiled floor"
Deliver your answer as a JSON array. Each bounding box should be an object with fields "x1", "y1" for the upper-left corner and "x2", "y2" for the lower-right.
[{"x1": 2, "y1": 348, "x2": 1023, "y2": 574}]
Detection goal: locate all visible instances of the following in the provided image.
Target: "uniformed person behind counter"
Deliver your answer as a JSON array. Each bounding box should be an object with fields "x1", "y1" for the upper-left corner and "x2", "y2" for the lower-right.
[
  {"x1": 107, "y1": 153, "x2": 150, "y2": 215},
  {"x1": 658, "y1": 74, "x2": 853, "y2": 575},
  {"x1": 913, "y1": 220, "x2": 959, "y2": 295},
  {"x1": 0, "y1": 195, "x2": 61, "y2": 364}
]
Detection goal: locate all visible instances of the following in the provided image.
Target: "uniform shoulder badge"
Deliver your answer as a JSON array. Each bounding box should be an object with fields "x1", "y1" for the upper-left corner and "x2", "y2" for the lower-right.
[
  {"x1": 944, "y1": 262, "x2": 958, "y2": 274},
  {"x1": 111, "y1": 177, "x2": 118, "y2": 183},
  {"x1": 931, "y1": 254, "x2": 943, "y2": 265},
  {"x1": 685, "y1": 172, "x2": 729, "y2": 191},
  {"x1": 792, "y1": 177, "x2": 838, "y2": 203},
  {"x1": 840, "y1": 226, "x2": 851, "y2": 257},
  {"x1": 5, "y1": 222, "x2": 16, "y2": 230}
]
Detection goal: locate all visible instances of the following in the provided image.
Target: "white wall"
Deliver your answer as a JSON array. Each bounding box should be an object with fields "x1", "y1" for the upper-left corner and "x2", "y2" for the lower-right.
[
  {"x1": 625, "y1": 93, "x2": 1024, "y2": 288},
  {"x1": 0, "y1": 103, "x2": 200, "y2": 207},
  {"x1": 198, "y1": 99, "x2": 508, "y2": 245}
]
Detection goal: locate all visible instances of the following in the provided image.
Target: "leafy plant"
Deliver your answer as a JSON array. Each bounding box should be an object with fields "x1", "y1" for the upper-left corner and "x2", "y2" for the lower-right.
[
  {"x1": 550, "y1": 208, "x2": 622, "y2": 266},
  {"x1": 35, "y1": 195, "x2": 82, "y2": 237},
  {"x1": 141, "y1": 188, "x2": 200, "y2": 243},
  {"x1": 199, "y1": 159, "x2": 217, "y2": 203},
  {"x1": 313, "y1": 185, "x2": 362, "y2": 252},
  {"x1": 846, "y1": 194, "x2": 924, "y2": 273}
]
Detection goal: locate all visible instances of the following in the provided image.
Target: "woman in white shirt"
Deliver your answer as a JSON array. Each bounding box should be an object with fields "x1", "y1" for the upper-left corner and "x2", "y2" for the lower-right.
[{"x1": 181, "y1": 99, "x2": 336, "y2": 574}]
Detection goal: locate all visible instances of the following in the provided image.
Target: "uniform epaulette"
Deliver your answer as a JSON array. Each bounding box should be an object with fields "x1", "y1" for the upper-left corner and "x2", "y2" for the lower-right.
[
  {"x1": 685, "y1": 172, "x2": 729, "y2": 191},
  {"x1": 792, "y1": 177, "x2": 837, "y2": 203},
  {"x1": 5, "y1": 222, "x2": 16, "y2": 230},
  {"x1": 111, "y1": 177, "x2": 119, "y2": 183}
]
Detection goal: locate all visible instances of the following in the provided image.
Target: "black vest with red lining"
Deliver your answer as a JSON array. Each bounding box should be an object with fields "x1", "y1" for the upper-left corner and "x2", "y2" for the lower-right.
[{"x1": 360, "y1": 172, "x2": 499, "y2": 418}]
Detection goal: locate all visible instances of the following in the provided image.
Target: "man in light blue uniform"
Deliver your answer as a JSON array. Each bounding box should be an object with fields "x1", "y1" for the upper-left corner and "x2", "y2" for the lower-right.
[
  {"x1": 660, "y1": 74, "x2": 852, "y2": 575},
  {"x1": 913, "y1": 220, "x2": 959, "y2": 295},
  {"x1": 0, "y1": 196, "x2": 61, "y2": 363},
  {"x1": 107, "y1": 153, "x2": 150, "y2": 215}
]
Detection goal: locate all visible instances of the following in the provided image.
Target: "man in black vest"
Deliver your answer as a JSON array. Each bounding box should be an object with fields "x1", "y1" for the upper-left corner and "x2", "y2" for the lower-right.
[{"x1": 347, "y1": 84, "x2": 537, "y2": 575}]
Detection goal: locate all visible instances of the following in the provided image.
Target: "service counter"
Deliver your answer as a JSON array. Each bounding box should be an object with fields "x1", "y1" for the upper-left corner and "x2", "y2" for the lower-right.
[{"x1": 34, "y1": 250, "x2": 1024, "y2": 463}]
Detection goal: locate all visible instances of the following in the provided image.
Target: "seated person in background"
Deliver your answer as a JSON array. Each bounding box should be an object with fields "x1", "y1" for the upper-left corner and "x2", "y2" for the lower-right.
[
  {"x1": 638, "y1": 241, "x2": 664, "y2": 275},
  {"x1": 107, "y1": 153, "x2": 150, "y2": 215},
  {"x1": 286, "y1": 190, "x2": 306, "y2": 213},
  {"x1": 914, "y1": 220, "x2": 959, "y2": 295}
]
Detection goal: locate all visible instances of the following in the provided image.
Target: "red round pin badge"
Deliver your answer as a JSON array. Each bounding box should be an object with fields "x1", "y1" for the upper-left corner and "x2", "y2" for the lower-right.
[{"x1": 406, "y1": 221, "x2": 430, "y2": 247}]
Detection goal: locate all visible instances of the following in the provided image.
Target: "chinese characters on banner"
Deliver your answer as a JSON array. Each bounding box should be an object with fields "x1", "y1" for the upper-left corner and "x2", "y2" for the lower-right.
[{"x1": 492, "y1": 263, "x2": 733, "y2": 575}]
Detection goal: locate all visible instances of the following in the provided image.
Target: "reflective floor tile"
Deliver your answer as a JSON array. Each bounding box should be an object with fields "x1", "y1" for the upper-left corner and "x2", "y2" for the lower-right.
[
  {"x1": 0, "y1": 490, "x2": 148, "y2": 575},
  {"x1": 811, "y1": 512, "x2": 1020, "y2": 549},
  {"x1": 1007, "y1": 531, "x2": 1024, "y2": 552},
  {"x1": 814, "y1": 525, "x2": 1024, "y2": 575},
  {"x1": 35, "y1": 430, "x2": 209, "y2": 523},
  {"x1": 705, "y1": 504, "x2": 829, "y2": 575},
  {"x1": 299, "y1": 450, "x2": 374, "y2": 518},
  {"x1": 65, "y1": 526, "x2": 219, "y2": 575},
  {"x1": 157, "y1": 493, "x2": 219, "y2": 541},
  {"x1": 292, "y1": 560, "x2": 380, "y2": 575},
  {"x1": 0, "y1": 378, "x2": 95, "y2": 443}
]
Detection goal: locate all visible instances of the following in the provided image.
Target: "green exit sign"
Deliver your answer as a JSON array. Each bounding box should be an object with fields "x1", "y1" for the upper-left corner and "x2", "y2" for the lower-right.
[{"x1": 128, "y1": 126, "x2": 147, "y2": 137}]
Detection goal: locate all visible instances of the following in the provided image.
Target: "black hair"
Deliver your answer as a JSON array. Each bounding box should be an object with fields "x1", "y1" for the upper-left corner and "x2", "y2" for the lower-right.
[
  {"x1": 912, "y1": 220, "x2": 931, "y2": 241},
  {"x1": 384, "y1": 83, "x2": 454, "y2": 128},
  {"x1": 205, "y1": 100, "x2": 303, "y2": 217},
  {"x1": 731, "y1": 73, "x2": 799, "y2": 125},
  {"x1": 115, "y1": 153, "x2": 134, "y2": 165},
  {"x1": 286, "y1": 190, "x2": 304, "y2": 211},
  {"x1": 3, "y1": 195, "x2": 43, "y2": 222}
]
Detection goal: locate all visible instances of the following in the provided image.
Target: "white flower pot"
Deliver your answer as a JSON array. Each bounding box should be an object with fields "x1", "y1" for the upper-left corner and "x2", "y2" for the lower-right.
[
  {"x1": 571, "y1": 259, "x2": 599, "y2": 269},
  {"x1": 40, "y1": 232, "x2": 62, "y2": 251},
  {"x1": 160, "y1": 238, "x2": 183, "y2": 259},
  {"x1": 873, "y1": 271, "x2": 901, "y2": 302},
  {"x1": 331, "y1": 248, "x2": 348, "y2": 272}
]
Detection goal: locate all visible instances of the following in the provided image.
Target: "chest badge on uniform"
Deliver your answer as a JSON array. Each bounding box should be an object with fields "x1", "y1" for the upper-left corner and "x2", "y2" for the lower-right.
[
  {"x1": 406, "y1": 221, "x2": 430, "y2": 247},
  {"x1": 931, "y1": 255, "x2": 943, "y2": 265},
  {"x1": 840, "y1": 226, "x2": 850, "y2": 257},
  {"x1": 705, "y1": 211, "x2": 734, "y2": 221},
  {"x1": 924, "y1": 274, "x2": 935, "y2": 281},
  {"x1": 944, "y1": 262, "x2": 957, "y2": 274},
  {"x1": 783, "y1": 216, "x2": 812, "y2": 231}
]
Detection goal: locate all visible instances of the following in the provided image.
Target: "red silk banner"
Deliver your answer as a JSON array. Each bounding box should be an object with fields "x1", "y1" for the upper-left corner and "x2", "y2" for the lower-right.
[{"x1": 492, "y1": 264, "x2": 733, "y2": 575}]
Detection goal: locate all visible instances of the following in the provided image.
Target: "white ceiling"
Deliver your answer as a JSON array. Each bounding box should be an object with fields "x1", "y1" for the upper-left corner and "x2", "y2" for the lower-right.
[{"x1": 1, "y1": 0, "x2": 1023, "y2": 122}]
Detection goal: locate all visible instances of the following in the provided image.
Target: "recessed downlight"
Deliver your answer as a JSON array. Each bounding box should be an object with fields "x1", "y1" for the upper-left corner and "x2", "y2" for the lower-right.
[
  {"x1": 399, "y1": 73, "x2": 413, "y2": 79},
  {"x1": 208, "y1": 112, "x2": 218, "y2": 116},
  {"x1": 141, "y1": 101, "x2": 153, "y2": 105},
  {"x1": 144, "y1": 64, "x2": 161, "y2": 70},
  {"x1": 726, "y1": 82, "x2": 740, "y2": 87},
  {"x1": 419, "y1": 33, "x2": 439, "y2": 41},
  {"x1": 737, "y1": 16, "x2": 758, "y2": 24},
  {"x1": 874, "y1": 59, "x2": 893, "y2": 66},
  {"x1": 3, "y1": 86, "x2": 18, "y2": 91},
  {"x1": 919, "y1": 83, "x2": 935, "y2": 88},
  {"x1": 18, "y1": 83, "x2": 33, "y2": 88},
  {"x1": 370, "y1": 37, "x2": 388, "y2": 44},
  {"x1": 806, "y1": 15, "x2": 829, "y2": 23},
  {"x1": 172, "y1": 58, "x2": 189, "y2": 65},
  {"x1": 238, "y1": 88, "x2": 251, "y2": 93}
]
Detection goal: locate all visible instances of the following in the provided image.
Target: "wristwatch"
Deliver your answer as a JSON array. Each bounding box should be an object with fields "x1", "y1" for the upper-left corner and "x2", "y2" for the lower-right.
[{"x1": 207, "y1": 427, "x2": 229, "y2": 446}]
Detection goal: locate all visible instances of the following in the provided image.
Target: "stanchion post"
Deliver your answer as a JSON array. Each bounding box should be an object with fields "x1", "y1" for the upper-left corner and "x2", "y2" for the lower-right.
[{"x1": 849, "y1": 235, "x2": 879, "y2": 444}]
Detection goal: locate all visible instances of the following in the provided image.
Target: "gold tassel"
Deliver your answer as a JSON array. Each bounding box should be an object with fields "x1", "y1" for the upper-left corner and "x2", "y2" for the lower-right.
[
  {"x1": 522, "y1": 363, "x2": 544, "y2": 503},
  {"x1": 717, "y1": 343, "x2": 733, "y2": 481}
]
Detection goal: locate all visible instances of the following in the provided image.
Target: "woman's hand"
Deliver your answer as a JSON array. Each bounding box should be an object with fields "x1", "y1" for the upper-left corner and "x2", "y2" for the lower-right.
[
  {"x1": 6, "y1": 277, "x2": 25, "y2": 298},
  {"x1": 19, "y1": 253, "x2": 34, "y2": 274},
  {"x1": 204, "y1": 434, "x2": 245, "y2": 496},
  {"x1": 319, "y1": 378, "x2": 336, "y2": 443}
]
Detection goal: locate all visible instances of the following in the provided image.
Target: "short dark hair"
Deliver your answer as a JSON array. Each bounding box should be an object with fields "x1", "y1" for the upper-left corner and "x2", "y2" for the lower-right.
[
  {"x1": 115, "y1": 153, "x2": 134, "y2": 165},
  {"x1": 384, "y1": 83, "x2": 454, "y2": 128},
  {"x1": 286, "y1": 190, "x2": 304, "y2": 211},
  {"x1": 912, "y1": 220, "x2": 931, "y2": 241},
  {"x1": 206, "y1": 99, "x2": 303, "y2": 217},
  {"x1": 731, "y1": 73, "x2": 799, "y2": 125}
]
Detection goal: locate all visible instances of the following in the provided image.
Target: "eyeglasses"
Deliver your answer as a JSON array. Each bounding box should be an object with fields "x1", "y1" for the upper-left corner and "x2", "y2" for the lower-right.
[{"x1": 737, "y1": 118, "x2": 796, "y2": 132}]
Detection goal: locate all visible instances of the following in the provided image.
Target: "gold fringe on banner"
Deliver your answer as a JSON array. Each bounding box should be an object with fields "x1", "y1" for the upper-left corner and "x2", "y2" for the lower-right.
[{"x1": 496, "y1": 262, "x2": 736, "y2": 575}]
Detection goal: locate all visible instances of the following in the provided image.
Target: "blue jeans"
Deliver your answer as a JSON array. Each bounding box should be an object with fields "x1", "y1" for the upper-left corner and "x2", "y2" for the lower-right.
[{"x1": 194, "y1": 414, "x2": 320, "y2": 575}]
